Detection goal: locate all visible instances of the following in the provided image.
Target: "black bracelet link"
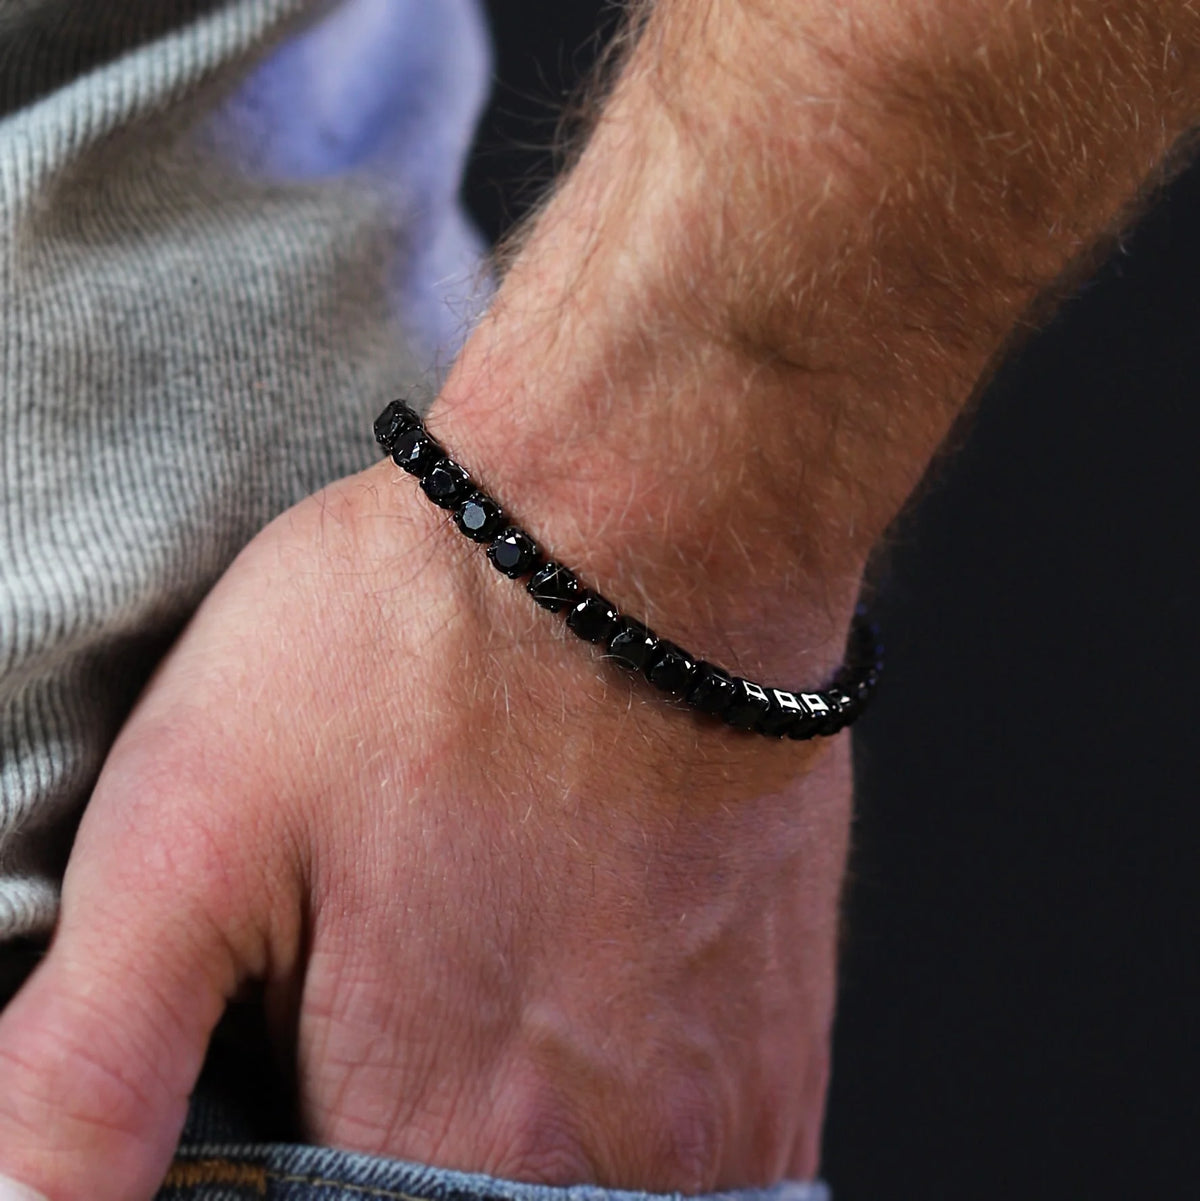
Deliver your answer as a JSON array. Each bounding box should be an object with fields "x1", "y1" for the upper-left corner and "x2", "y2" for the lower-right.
[{"x1": 375, "y1": 398, "x2": 883, "y2": 740}]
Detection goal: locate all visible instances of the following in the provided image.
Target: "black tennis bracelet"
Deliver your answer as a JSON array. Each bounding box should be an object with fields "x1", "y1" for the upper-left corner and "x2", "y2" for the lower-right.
[{"x1": 375, "y1": 399, "x2": 883, "y2": 741}]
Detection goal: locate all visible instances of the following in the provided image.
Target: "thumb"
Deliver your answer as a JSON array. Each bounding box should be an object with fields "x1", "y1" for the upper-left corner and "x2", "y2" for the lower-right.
[{"x1": 0, "y1": 790, "x2": 258, "y2": 1201}]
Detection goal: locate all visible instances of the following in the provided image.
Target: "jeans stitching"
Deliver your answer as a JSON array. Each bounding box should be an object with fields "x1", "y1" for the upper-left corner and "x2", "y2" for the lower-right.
[
  {"x1": 162, "y1": 1157, "x2": 268, "y2": 1195},
  {"x1": 165, "y1": 1156, "x2": 824, "y2": 1201},
  {"x1": 167, "y1": 1155, "x2": 466, "y2": 1201},
  {"x1": 267, "y1": 1171, "x2": 432, "y2": 1200}
]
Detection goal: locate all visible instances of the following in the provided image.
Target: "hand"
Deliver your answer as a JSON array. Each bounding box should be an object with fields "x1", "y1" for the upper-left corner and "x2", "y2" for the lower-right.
[
  {"x1": 0, "y1": 456, "x2": 854, "y2": 1201},
  {"x1": 5, "y1": 0, "x2": 1191, "y2": 1193}
]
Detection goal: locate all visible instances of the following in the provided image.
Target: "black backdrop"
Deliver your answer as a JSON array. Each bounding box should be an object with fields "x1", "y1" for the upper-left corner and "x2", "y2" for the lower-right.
[{"x1": 464, "y1": 5, "x2": 1200, "y2": 1198}]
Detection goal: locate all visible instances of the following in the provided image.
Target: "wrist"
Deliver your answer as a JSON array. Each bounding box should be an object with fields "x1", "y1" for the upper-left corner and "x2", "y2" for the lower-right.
[
  {"x1": 426, "y1": 6, "x2": 948, "y2": 687},
  {"x1": 358, "y1": 445, "x2": 846, "y2": 805},
  {"x1": 430, "y1": 308, "x2": 868, "y2": 689},
  {"x1": 423, "y1": 26, "x2": 900, "y2": 687}
]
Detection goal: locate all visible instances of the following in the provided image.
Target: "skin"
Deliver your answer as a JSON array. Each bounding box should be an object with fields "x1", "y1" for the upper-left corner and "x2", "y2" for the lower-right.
[{"x1": 1, "y1": 1, "x2": 1199, "y2": 1198}]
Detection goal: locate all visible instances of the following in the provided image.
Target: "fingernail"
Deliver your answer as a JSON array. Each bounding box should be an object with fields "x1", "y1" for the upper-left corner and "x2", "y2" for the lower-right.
[{"x1": 0, "y1": 1176, "x2": 49, "y2": 1201}]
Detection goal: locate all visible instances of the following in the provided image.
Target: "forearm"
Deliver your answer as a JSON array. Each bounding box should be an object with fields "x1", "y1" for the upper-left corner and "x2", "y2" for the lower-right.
[{"x1": 425, "y1": 0, "x2": 1200, "y2": 682}]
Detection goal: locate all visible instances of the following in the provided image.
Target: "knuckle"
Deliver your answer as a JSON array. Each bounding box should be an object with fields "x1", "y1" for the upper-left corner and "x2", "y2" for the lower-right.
[
  {"x1": 645, "y1": 1072, "x2": 728, "y2": 1193},
  {"x1": 486, "y1": 1102, "x2": 595, "y2": 1187},
  {"x1": 481, "y1": 1061, "x2": 595, "y2": 1186},
  {"x1": 484, "y1": 1060, "x2": 728, "y2": 1191},
  {"x1": 0, "y1": 992, "x2": 182, "y2": 1150},
  {"x1": 0, "y1": 1004, "x2": 185, "y2": 1200}
]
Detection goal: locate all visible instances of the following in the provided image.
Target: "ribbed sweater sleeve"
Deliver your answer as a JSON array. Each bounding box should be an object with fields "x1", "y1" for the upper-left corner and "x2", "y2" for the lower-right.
[{"x1": 0, "y1": 0, "x2": 492, "y2": 939}]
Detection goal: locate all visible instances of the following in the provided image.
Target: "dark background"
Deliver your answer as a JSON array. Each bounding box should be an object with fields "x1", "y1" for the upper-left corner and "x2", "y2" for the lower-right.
[{"x1": 465, "y1": 4, "x2": 1200, "y2": 1198}]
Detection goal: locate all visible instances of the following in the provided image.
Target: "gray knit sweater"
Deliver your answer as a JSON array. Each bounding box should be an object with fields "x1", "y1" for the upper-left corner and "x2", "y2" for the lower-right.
[{"x1": 0, "y1": 0, "x2": 492, "y2": 939}]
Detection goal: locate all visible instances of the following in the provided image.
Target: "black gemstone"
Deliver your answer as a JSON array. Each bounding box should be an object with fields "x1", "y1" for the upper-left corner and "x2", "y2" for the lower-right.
[
  {"x1": 526, "y1": 562, "x2": 580, "y2": 612},
  {"x1": 455, "y1": 493, "x2": 504, "y2": 542},
  {"x1": 787, "y1": 713, "x2": 821, "y2": 742},
  {"x1": 819, "y1": 686, "x2": 858, "y2": 735},
  {"x1": 374, "y1": 399, "x2": 419, "y2": 451},
  {"x1": 686, "y1": 663, "x2": 737, "y2": 715},
  {"x1": 392, "y1": 428, "x2": 443, "y2": 477},
  {"x1": 724, "y1": 678, "x2": 773, "y2": 730},
  {"x1": 645, "y1": 642, "x2": 698, "y2": 695},
  {"x1": 487, "y1": 527, "x2": 540, "y2": 578},
  {"x1": 757, "y1": 688, "x2": 807, "y2": 738},
  {"x1": 566, "y1": 593, "x2": 620, "y2": 643},
  {"x1": 787, "y1": 706, "x2": 826, "y2": 735},
  {"x1": 788, "y1": 692, "x2": 831, "y2": 741},
  {"x1": 607, "y1": 619, "x2": 659, "y2": 672},
  {"x1": 421, "y1": 459, "x2": 473, "y2": 509}
]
